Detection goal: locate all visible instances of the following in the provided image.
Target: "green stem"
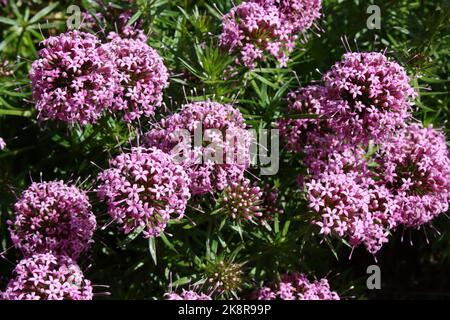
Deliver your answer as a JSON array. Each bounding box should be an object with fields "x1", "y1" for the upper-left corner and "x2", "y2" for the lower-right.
[{"x1": 0, "y1": 109, "x2": 33, "y2": 117}]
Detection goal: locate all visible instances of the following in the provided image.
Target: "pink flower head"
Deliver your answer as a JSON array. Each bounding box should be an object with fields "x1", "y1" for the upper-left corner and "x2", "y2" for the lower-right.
[
  {"x1": 306, "y1": 148, "x2": 398, "y2": 254},
  {"x1": 257, "y1": 272, "x2": 339, "y2": 300},
  {"x1": 8, "y1": 181, "x2": 96, "y2": 260},
  {"x1": 165, "y1": 289, "x2": 212, "y2": 300},
  {"x1": 252, "y1": 0, "x2": 323, "y2": 33},
  {"x1": 3, "y1": 253, "x2": 93, "y2": 300},
  {"x1": 30, "y1": 31, "x2": 117, "y2": 125},
  {"x1": 145, "y1": 101, "x2": 252, "y2": 195},
  {"x1": 219, "y1": 2, "x2": 296, "y2": 68},
  {"x1": 280, "y1": 56, "x2": 443, "y2": 255},
  {"x1": 375, "y1": 123, "x2": 450, "y2": 228},
  {"x1": 104, "y1": 35, "x2": 168, "y2": 122},
  {"x1": 221, "y1": 178, "x2": 283, "y2": 223},
  {"x1": 222, "y1": 178, "x2": 264, "y2": 222},
  {"x1": 323, "y1": 52, "x2": 416, "y2": 143},
  {"x1": 97, "y1": 147, "x2": 191, "y2": 238},
  {"x1": 304, "y1": 121, "x2": 449, "y2": 254},
  {"x1": 0, "y1": 137, "x2": 5, "y2": 150}
]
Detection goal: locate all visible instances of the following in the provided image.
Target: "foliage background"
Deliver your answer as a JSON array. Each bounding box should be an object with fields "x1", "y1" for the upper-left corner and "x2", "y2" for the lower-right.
[{"x1": 0, "y1": 0, "x2": 449, "y2": 299}]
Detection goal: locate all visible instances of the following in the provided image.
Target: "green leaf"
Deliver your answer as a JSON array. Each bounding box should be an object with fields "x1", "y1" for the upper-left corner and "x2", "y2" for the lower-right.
[
  {"x1": 367, "y1": 162, "x2": 380, "y2": 168},
  {"x1": 172, "y1": 277, "x2": 191, "y2": 286},
  {"x1": 230, "y1": 224, "x2": 244, "y2": 240},
  {"x1": 29, "y1": 2, "x2": 59, "y2": 25},
  {"x1": 204, "y1": 3, "x2": 222, "y2": 20},
  {"x1": 274, "y1": 214, "x2": 280, "y2": 234},
  {"x1": 0, "y1": 32, "x2": 18, "y2": 51},
  {"x1": 148, "y1": 237, "x2": 157, "y2": 265},
  {"x1": 160, "y1": 233, "x2": 178, "y2": 253},
  {"x1": 250, "y1": 71, "x2": 279, "y2": 89},
  {"x1": 126, "y1": 10, "x2": 142, "y2": 27},
  {"x1": 324, "y1": 237, "x2": 339, "y2": 261},
  {"x1": 0, "y1": 17, "x2": 18, "y2": 26},
  {"x1": 281, "y1": 220, "x2": 291, "y2": 237},
  {"x1": 119, "y1": 225, "x2": 145, "y2": 248}
]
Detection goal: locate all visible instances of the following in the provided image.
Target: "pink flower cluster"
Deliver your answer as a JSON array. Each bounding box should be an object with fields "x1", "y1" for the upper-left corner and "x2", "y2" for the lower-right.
[
  {"x1": 2, "y1": 253, "x2": 93, "y2": 300},
  {"x1": 104, "y1": 36, "x2": 168, "y2": 121},
  {"x1": 0, "y1": 137, "x2": 5, "y2": 150},
  {"x1": 279, "y1": 52, "x2": 416, "y2": 159},
  {"x1": 280, "y1": 52, "x2": 450, "y2": 254},
  {"x1": 222, "y1": 178, "x2": 264, "y2": 222},
  {"x1": 279, "y1": 52, "x2": 416, "y2": 152},
  {"x1": 165, "y1": 289, "x2": 212, "y2": 300},
  {"x1": 375, "y1": 123, "x2": 450, "y2": 228},
  {"x1": 145, "y1": 101, "x2": 252, "y2": 195},
  {"x1": 30, "y1": 31, "x2": 116, "y2": 125},
  {"x1": 97, "y1": 147, "x2": 191, "y2": 238},
  {"x1": 323, "y1": 52, "x2": 416, "y2": 144},
  {"x1": 256, "y1": 272, "x2": 339, "y2": 300},
  {"x1": 30, "y1": 30, "x2": 167, "y2": 125},
  {"x1": 220, "y1": 1, "x2": 322, "y2": 68},
  {"x1": 306, "y1": 123, "x2": 450, "y2": 254},
  {"x1": 220, "y1": 2, "x2": 294, "y2": 68},
  {"x1": 3, "y1": 181, "x2": 95, "y2": 300},
  {"x1": 8, "y1": 181, "x2": 97, "y2": 260},
  {"x1": 306, "y1": 149, "x2": 398, "y2": 254},
  {"x1": 253, "y1": 0, "x2": 322, "y2": 33},
  {"x1": 221, "y1": 179, "x2": 283, "y2": 222}
]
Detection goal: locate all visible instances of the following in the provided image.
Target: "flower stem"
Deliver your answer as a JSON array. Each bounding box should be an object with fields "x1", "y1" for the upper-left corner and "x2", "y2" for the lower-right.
[{"x1": 0, "y1": 109, "x2": 33, "y2": 117}]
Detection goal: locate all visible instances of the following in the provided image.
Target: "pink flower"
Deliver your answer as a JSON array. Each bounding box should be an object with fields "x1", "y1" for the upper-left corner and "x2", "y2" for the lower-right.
[
  {"x1": 3, "y1": 253, "x2": 93, "y2": 300},
  {"x1": 219, "y1": 2, "x2": 297, "y2": 68},
  {"x1": 221, "y1": 178, "x2": 264, "y2": 222},
  {"x1": 82, "y1": 3, "x2": 146, "y2": 41},
  {"x1": 30, "y1": 31, "x2": 117, "y2": 125},
  {"x1": 323, "y1": 52, "x2": 416, "y2": 144},
  {"x1": 0, "y1": 58, "x2": 12, "y2": 77},
  {"x1": 252, "y1": 0, "x2": 323, "y2": 33},
  {"x1": 97, "y1": 147, "x2": 190, "y2": 238},
  {"x1": 0, "y1": 137, "x2": 6, "y2": 150},
  {"x1": 304, "y1": 122, "x2": 449, "y2": 254},
  {"x1": 220, "y1": 1, "x2": 322, "y2": 68},
  {"x1": 277, "y1": 53, "x2": 447, "y2": 255},
  {"x1": 306, "y1": 149, "x2": 397, "y2": 254},
  {"x1": 277, "y1": 85, "x2": 330, "y2": 153},
  {"x1": 104, "y1": 35, "x2": 169, "y2": 122},
  {"x1": 374, "y1": 123, "x2": 450, "y2": 228},
  {"x1": 256, "y1": 272, "x2": 339, "y2": 300},
  {"x1": 8, "y1": 181, "x2": 96, "y2": 260},
  {"x1": 145, "y1": 101, "x2": 252, "y2": 195},
  {"x1": 165, "y1": 289, "x2": 212, "y2": 300}
]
